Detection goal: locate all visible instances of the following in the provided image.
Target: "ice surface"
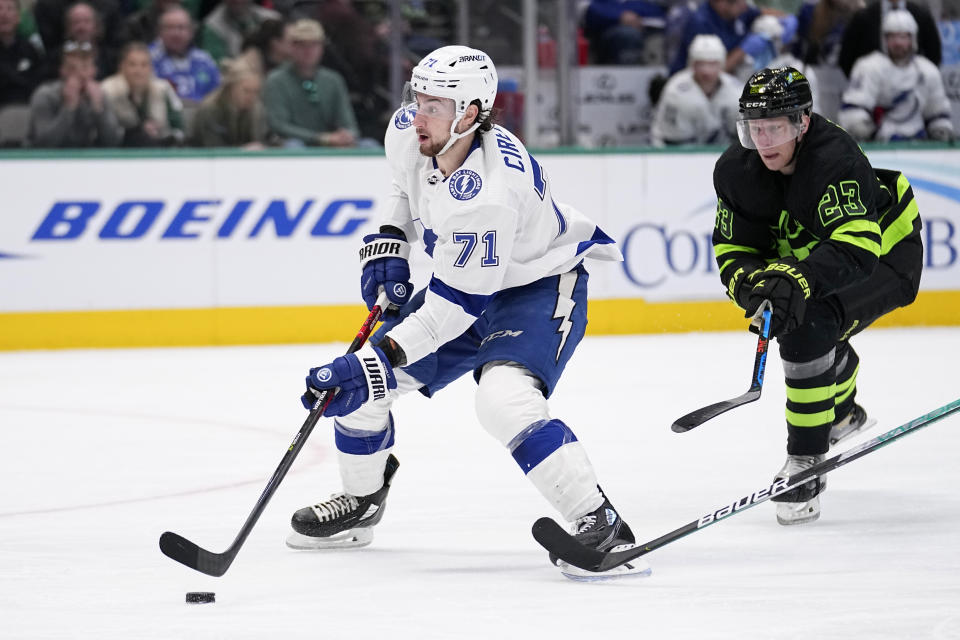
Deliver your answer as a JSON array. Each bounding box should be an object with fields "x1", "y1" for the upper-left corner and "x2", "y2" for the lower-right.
[{"x1": 2, "y1": 328, "x2": 959, "y2": 639}]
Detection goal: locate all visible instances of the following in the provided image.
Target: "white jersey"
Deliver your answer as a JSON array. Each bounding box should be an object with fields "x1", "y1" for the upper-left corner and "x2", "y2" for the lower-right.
[
  {"x1": 380, "y1": 109, "x2": 622, "y2": 364},
  {"x1": 839, "y1": 51, "x2": 953, "y2": 141},
  {"x1": 651, "y1": 69, "x2": 740, "y2": 147}
]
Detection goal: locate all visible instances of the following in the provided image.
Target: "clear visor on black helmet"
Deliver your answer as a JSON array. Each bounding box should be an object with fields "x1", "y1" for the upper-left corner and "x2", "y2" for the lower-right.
[
  {"x1": 400, "y1": 82, "x2": 457, "y2": 120},
  {"x1": 736, "y1": 114, "x2": 804, "y2": 150}
]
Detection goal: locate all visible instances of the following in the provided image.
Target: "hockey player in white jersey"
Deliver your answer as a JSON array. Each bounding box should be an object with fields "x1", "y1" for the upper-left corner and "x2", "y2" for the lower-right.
[
  {"x1": 651, "y1": 35, "x2": 741, "y2": 147},
  {"x1": 286, "y1": 45, "x2": 647, "y2": 580},
  {"x1": 839, "y1": 9, "x2": 953, "y2": 142}
]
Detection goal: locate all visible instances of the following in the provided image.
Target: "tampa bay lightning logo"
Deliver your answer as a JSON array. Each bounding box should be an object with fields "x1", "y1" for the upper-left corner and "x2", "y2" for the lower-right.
[
  {"x1": 448, "y1": 169, "x2": 482, "y2": 201},
  {"x1": 394, "y1": 107, "x2": 416, "y2": 129},
  {"x1": 315, "y1": 367, "x2": 333, "y2": 383}
]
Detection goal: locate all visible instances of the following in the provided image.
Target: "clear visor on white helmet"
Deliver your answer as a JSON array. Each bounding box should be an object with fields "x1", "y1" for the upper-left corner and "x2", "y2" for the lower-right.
[
  {"x1": 400, "y1": 82, "x2": 457, "y2": 121},
  {"x1": 736, "y1": 115, "x2": 804, "y2": 150}
]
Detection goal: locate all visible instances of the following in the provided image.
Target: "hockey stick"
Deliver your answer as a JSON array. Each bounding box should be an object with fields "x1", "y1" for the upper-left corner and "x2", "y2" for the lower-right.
[
  {"x1": 534, "y1": 397, "x2": 960, "y2": 573},
  {"x1": 159, "y1": 292, "x2": 390, "y2": 577},
  {"x1": 671, "y1": 300, "x2": 772, "y2": 433}
]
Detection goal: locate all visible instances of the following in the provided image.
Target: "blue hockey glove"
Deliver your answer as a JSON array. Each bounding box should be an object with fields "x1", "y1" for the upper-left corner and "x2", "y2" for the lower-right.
[
  {"x1": 301, "y1": 345, "x2": 397, "y2": 417},
  {"x1": 739, "y1": 33, "x2": 773, "y2": 59},
  {"x1": 359, "y1": 233, "x2": 412, "y2": 311},
  {"x1": 744, "y1": 257, "x2": 814, "y2": 338}
]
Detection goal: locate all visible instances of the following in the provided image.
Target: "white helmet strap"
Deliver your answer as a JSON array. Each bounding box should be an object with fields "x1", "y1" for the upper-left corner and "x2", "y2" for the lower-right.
[{"x1": 437, "y1": 113, "x2": 481, "y2": 156}]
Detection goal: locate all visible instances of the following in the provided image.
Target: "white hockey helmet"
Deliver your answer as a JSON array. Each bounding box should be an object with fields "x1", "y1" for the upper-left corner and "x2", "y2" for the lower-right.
[
  {"x1": 406, "y1": 45, "x2": 498, "y2": 155},
  {"x1": 409, "y1": 45, "x2": 498, "y2": 117},
  {"x1": 688, "y1": 34, "x2": 726, "y2": 64},
  {"x1": 882, "y1": 9, "x2": 918, "y2": 53},
  {"x1": 882, "y1": 8, "x2": 918, "y2": 36},
  {"x1": 751, "y1": 15, "x2": 784, "y2": 43}
]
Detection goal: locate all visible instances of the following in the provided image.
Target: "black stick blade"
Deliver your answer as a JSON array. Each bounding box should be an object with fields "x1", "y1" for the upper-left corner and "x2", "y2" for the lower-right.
[
  {"x1": 532, "y1": 517, "x2": 605, "y2": 572},
  {"x1": 159, "y1": 531, "x2": 232, "y2": 577},
  {"x1": 671, "y1": 390, "x2": 761, "y2": 433}
]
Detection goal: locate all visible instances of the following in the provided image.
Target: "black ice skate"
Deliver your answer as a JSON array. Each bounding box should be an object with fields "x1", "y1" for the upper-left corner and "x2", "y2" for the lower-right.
[
  {"x1": 771, "y1": 454, "x2": 825, "y2": 525},
  {"x1": 286, "y1": 454, "x2": 399, "y2": 550},
  {"x1": 550, "y1": 492, "x2": 651, "y2": 581},
  {"x1": 829, "y1": 404, "x2": 876, "y2": 446}
]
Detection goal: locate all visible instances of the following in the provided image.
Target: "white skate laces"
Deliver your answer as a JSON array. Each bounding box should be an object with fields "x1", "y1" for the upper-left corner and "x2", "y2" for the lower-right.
[
  {"x1": 574, "y1": 515, "x2": 597, "y2": 534},
  {"x1": 310, "y1": 494, "x2": 360, "y2": 522}
]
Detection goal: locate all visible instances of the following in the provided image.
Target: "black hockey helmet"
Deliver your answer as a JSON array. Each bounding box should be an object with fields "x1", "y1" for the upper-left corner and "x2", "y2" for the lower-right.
[
  {"x1": 738, "y1": 67, "x2": 812, "y2": 121},
  {"x1": 736, "y1": 67, "x2": 812, "y2": 150}
]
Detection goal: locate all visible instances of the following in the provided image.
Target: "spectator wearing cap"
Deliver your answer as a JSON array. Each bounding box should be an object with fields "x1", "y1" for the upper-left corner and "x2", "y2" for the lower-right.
[
  {"x1": 201, "y1": 0, "x2": 279, "y2": 63},
  {"x1": 102, "y1": 41, "x2": 184, "y2": 146},
  {"x1": 0, "y1": 0, "x2": 43, "y2": 106},
  {"x1": 652, "y1": 34, "x2": 741, "y2": 146},
  {"x1": 262, "y1": 18, "x2": 358, "y2": 147},
  {"x1": 150, "y1": 5, "x2": 220, "y2": 103},
  {"x1": 27, "y1": 40, "x2": 121, "y2": 146},
  {"x1": 839, "y1": 9, "x2": 952, "y2": 141}
]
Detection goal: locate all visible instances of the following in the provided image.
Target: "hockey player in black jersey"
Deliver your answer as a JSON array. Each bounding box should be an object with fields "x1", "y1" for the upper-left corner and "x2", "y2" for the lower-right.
[{"x1": 712, "y1": 67, "x2": 923, "y2": 525}]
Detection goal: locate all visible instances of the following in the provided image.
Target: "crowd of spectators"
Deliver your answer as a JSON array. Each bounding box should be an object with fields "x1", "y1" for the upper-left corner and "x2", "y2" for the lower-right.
[
  {"x1": 0, "y1": 0, "x2": 414, "y2": 148},
  {"x1": 588, "y1": 0, "x2": 955, "y2": 145},
  {"x1": 0, "y1": 0, "x2": 956, "y2": 149}
]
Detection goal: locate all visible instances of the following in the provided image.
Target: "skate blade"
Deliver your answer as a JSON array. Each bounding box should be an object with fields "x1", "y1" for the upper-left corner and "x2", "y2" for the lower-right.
[
  {"x1": 558, "y1": 545, "x2": 652, "y2": 582},
  {"x1": 829, "y1": 417, "x2": 878, "y2": 446},
  {"x1": 285, "y1": 528, "x2": 374, "y2": 550},
  {"x1": 559, "y1": 561, "x2": 652, "y2": 582},
  {"x1": 776, "y1": 498, "x2": 821, "y2": 526}
]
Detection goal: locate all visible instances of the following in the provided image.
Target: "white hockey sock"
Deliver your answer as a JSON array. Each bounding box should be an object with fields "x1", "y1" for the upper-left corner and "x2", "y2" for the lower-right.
[
  {"x1": 334, "y1": 369, "x2": 419, "y2": 496},
  {"x1": 339, "y1": 448, "x2": 394, "y2": 497},
  {"x1": 526, "y1": 442, "x2": 603, "y2": 522}
]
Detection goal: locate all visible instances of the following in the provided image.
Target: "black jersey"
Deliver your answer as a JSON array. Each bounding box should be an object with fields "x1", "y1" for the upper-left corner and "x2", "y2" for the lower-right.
[{"x1": 712, "y1": 113, "x2": 922, "y2": 305}]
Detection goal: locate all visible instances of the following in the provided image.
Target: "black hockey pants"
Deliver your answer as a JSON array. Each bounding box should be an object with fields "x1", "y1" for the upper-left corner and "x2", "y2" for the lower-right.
[{"x1": 777, "y1": 234, "x2": 923, "y2": 455}]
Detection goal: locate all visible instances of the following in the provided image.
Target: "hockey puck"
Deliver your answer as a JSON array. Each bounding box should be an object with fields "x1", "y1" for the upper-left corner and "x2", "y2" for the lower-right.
[{"x1": 185, "y1": 592, "x2": 215, "y2": 604}]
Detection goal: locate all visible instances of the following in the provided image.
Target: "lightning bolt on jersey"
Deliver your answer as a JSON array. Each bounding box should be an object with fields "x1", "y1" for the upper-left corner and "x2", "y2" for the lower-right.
[
  {"x1": 380, "y1": 108, "x2": 622, "y2": 364},
  {"x1": 839, "y1": 51, "x2": 953, "y2": 142},
  {"x1": 712, "y1": 113, "x2": 922, "y2": 306}
]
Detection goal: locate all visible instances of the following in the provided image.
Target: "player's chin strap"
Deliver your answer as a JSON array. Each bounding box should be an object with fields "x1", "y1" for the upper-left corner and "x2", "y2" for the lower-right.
[{"x1": 437, "y1": 114, "x2": 482, "y2": 156}]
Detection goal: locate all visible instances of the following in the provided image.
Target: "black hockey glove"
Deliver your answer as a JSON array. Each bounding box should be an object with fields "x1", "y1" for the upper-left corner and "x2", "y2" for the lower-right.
[
  {"x1": 744, "y1": 258, "x2": 813, "y2": 338},
  {"x1": 729, "y1": 265, "x2": 765, "y2": 310}
]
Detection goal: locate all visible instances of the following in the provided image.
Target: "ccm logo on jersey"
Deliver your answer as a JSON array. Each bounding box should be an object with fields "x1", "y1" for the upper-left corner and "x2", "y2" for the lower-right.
[
  {"x1": 480, "y1": 329, "x2": 523, "y2": 347},
  {"x1": 696, "y1": 477, "x2": 790, "y2": 527}
]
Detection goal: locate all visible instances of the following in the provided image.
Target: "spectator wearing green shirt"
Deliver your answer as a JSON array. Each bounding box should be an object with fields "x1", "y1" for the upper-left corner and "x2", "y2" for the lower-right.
[{"x1": 262, "y1": 18, "x2": 358, "y2": 148}]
